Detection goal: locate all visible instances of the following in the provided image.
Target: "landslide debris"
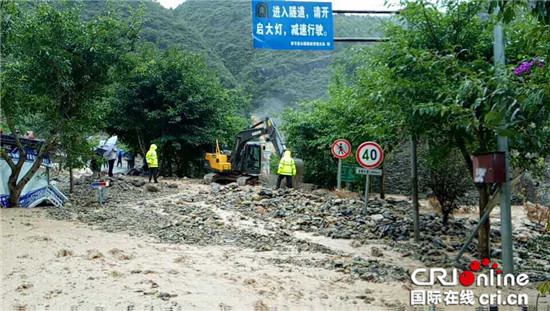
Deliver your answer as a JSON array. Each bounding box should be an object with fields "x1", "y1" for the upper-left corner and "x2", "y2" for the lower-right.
[{"x1": 47, "y1": 176, "x2": 550, "y2": 282}]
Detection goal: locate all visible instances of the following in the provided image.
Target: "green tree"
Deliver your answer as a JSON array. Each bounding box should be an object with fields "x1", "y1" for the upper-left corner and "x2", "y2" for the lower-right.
[
  {"x1": 353, "y1": 0, "x2": 549, "y2": 259},
  {"x1": 1, "y1": 1, "x2": 141, "y2": 205},
  {"x1": 107, "y1": 44, "x2": 249, "y2": 178}
]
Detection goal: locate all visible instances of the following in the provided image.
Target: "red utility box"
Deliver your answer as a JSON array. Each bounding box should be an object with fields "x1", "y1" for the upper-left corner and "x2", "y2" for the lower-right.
[{"x1": 472, "y1": 152, "x2": 506, "y2": 183}]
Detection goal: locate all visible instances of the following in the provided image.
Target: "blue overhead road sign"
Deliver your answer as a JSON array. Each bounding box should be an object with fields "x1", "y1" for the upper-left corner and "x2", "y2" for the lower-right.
[{"x1": 252, "y1": 1, "x2": 334, "y2": 51}]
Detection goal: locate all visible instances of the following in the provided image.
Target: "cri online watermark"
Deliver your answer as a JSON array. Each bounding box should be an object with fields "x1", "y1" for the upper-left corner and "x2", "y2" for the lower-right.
[{"x1": 410, "y1": 258, "x2": 529, "y2": 306}]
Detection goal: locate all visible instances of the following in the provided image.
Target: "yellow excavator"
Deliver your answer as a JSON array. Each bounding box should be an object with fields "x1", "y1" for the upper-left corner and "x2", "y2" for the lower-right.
[{"x1": 204, "y1": 117, "x2": 302, "y2": 186}]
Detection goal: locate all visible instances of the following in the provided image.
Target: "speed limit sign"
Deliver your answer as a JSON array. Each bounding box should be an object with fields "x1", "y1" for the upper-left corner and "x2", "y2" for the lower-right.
[{"x1": 356, "y1": 142, "x2": 384, "y2": 169}]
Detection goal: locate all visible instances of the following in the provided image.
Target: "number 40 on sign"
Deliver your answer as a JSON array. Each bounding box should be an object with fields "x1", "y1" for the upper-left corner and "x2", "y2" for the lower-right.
[{"x1": 356, "y1": 142, "x2": 384, "y2": 169}]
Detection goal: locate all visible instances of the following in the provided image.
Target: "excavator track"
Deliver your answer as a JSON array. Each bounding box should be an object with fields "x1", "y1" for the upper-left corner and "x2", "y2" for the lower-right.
[
  {"x1": 237, "y1": 176, "x2": 255, "y2": 186},
  {"x1": 203, "y1": 173, "x2": 217, "y2": 184},
  {"x1": 204, "y1": 173, "x2": 257, "y2": 185}
]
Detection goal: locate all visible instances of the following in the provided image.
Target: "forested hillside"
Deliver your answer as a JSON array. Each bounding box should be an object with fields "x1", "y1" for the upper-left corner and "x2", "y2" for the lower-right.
[
  {"x1": 82, "y1": 0, "x2": 386, "y2": 114},
  {"x1": 174, "y1": 0, "x2": 385, "y2": 114}
]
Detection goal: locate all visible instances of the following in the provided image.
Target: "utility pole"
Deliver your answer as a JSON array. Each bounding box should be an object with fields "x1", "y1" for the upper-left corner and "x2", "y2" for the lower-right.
[
  {"x1": 493, "y1": 20, "x2": 514, "y2": 274},
  {"x1": 411, "y1": 135, "x2": 420, "y2": 242}
]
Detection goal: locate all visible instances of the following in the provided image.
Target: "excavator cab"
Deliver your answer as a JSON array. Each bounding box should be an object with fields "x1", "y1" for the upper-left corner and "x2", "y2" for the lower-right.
[{"x1": 234, "y1": 142, "x2": 262, "y2": 175}]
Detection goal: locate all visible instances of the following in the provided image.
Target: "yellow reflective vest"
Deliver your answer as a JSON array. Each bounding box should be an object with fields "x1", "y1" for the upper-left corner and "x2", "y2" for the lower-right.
[
  {"x1": 146, "y1": 144, "x2": 158, "y2": 168},
  {"x1": 277, "y1": 151, "x2": 296, "y2": 176}
]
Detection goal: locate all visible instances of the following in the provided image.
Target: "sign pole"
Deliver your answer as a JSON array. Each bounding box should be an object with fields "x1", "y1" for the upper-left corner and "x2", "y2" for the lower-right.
[
  {"x1": 362, "y1": 173, "x2": 369, "y2": 215},
  {"x1": 99, "y1": 188, "x2": 103, "y2": 206},
  {"x1": 337, "y1": 158, "x2": 342, "y2": 190}
]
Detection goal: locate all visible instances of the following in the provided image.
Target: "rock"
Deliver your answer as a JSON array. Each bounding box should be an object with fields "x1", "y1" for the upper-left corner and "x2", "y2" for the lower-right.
[
  {"x1": 86, "y1": 250, "x2": 103, "y2": 260},
  {"x1": 158, "y1": 292, "x2": 178, "y2": 300},
  {"x1": 244, "y1": 278, "x2": 256, "y2": 285},
  {"x1": 259, "y1": 188, "x2": 273, "y2": 197},
  {"x1": 56, "y1": 249, "x2": 73, "y2": 257},
  {"x1": 132, "y1": 180, "x2": 146, "y2": 187},
  {"x1": 427, "y1": 249, "x2": 441, "y2": 256},
  {"x1": 146, "y1": 184, "x2": 160, "y2": 192},
  {"x1": 110, "y1": 270, "x2": 122, "y2": 278},
  {"x1": 16, "y1": 283, "x2": 33, "y2": 291},
  {"x1": 258, "y1": 244, "x2": 273, "y2": 251},
  {"x1": 252, "y1": 194, "x2": 262, "y2": 202},
  {"x1": 227, "y1": 182, "x2": 239, "y2": 189},
  {"x1": 516, "y1": 235, "x2": 529, "y2": 243},
  {"x1": 44, "y1": 289, "x2": 63, "y2": 299},
  {"x1": 108, "y1": 248, "x2": 132, "y2": 260},
  {"x1": 432, "y1": 237, "x2": 447, "y2": 248},
  {"x1": 350, "y1": 240, "x2": 362, "y2": 248},
  {"x1": 312, "y1": 189, "x2": 329, "y2": 196},
  {"x1": 212, "y1": 183, "x2": 221, "y2": 192},
  {"x1": 381, "y1": 298, "x2": 401, "y2": 308},
  {"x1": 491, "y1": 249, "x2": 503, "y2": 258},
  {"x1": 333, "y1": 261, "x2": 345, "y2": 268},
  {"x1": 166, "y1": 183, "x2": 179, "y2": 189},
  {"x1": 371, "y1": 247, "x2": 383, "y2": 257},
  {"x1": 369, "y1": 214, "x2": 384, "y2": 222}
]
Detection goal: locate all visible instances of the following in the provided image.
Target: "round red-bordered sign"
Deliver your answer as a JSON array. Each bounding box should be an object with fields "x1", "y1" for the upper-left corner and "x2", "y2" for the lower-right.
[
  {"x1": 356, "y1": 142, "x2": 384, "y2": 168},
  {"x1": 331, "y1": 139, "x2": 352, "y2": 159}
]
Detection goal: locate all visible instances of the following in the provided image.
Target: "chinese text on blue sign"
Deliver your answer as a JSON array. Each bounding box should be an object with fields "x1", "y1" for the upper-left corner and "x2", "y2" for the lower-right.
[{"x1": 252, "y1": 1, "x2": 334, "y2": 51}]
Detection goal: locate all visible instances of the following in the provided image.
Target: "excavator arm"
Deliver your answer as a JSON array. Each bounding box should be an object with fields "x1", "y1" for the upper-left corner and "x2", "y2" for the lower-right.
[{"x1": 230, "y1": 117, "x2": 286, "y2": 168}]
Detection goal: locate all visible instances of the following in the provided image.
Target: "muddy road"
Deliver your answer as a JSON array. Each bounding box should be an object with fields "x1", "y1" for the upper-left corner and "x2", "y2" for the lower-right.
[{"x1": 2, "y1": 176, "x2": 548, "y2": 310}]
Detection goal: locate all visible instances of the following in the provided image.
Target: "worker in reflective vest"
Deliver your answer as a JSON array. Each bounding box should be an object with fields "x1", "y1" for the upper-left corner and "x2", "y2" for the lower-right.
[
  {"x1": 276, "y1": 150, "x2": 296, "y2": 189},
  {"x1": 146, "y1": 144, "x2": 159, "y2": 183}
]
